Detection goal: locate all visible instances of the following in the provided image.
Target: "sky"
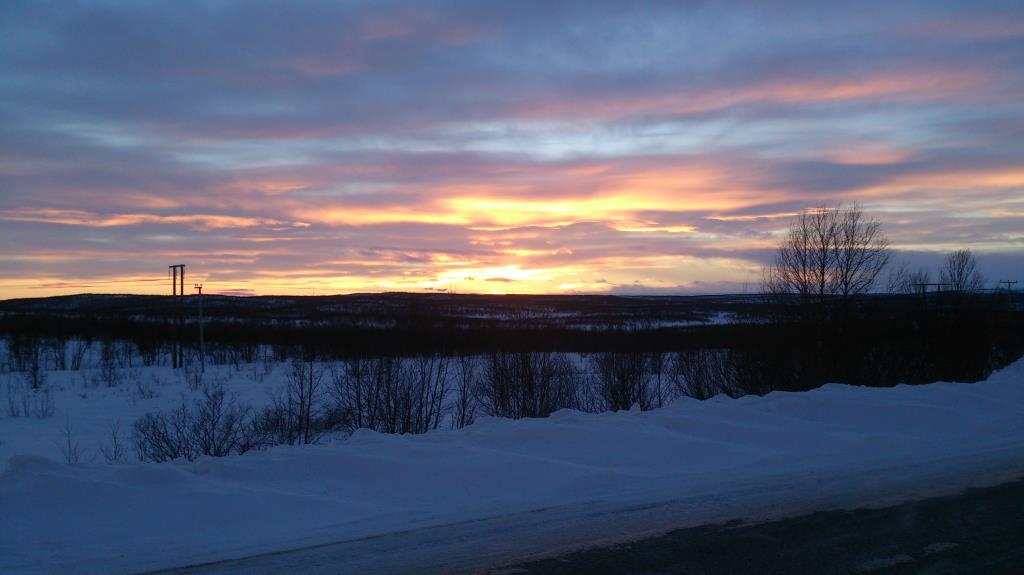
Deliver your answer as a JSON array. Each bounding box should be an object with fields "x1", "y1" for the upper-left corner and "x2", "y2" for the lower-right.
[{"x1": 1, "y1": 0, "x2": 1023, "y2": 298}]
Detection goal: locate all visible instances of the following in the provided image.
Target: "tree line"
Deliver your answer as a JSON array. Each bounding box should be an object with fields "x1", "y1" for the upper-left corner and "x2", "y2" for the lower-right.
[{"x1": 763, "y1": 203, "x2": 995, "y2": 303}]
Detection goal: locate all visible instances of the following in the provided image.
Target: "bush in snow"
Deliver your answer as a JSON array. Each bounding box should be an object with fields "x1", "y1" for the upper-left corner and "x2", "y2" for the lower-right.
[
  {"x1": 404, "y1": 353, "x2": 451, "y2": 433},
  {"x1": 4, "y1": 378, "x2": 55, "y2": 418},
  {"x1": 328, "y1": 356, "x2": 399, "y2": 434},
  {"x1": 672, "y1": 349, "x2": 729, "y2": 399},
  {"x1": 477, "y1": 351, "x2": 581, "y2": 419},
  {"x1": 60, "y1": 417, "x2": 87, "y2": 465},
  {"x1": 98, "y1": 341, "x2": 122, "y2": 388},
  {"x1": 132, "y1": 373, "x2": 162, "y2": 401},
  {"x1": 449, "y1": 354, "x2": 478, "y2": 429},
  {"x1": 283, "y1": 357, "x2": 326, "y2": 444},
  {"x1": 180, "y1": 359, "x2": 205, "y2": 390},
  {"x1": 133, "y1": 383, "x2": 253, "y2": 462},
  {"x1": 671, "y1": 349, "x2": 745, "y2": 399},
  {"x1": 327, "y1": 354, "x2": 452, "y2": 435},
  {"x1": 590, "y1": 351, "x2": 655, "y2": 412},
  {"x1": 251, "y1": 347, "x2": 275, "y2": 382},
  {"x1": 24, "y1": 349, "x2": 47, "y2": 390},
  {"x1": 68, "y1": 339, "x2": 90, "y2": 371},
  {"x1": 648, "y1": 351, "x2": 670, "y2": 409},
  {"x1": 250, "y1": 358, "x2": 328, "y2": 446},
  {"x1": 99, "y1": 419, "x2": 128, "y2": 464},
  {"x1": 33, "y1": 386, "x2": 55, "y2": 418}
]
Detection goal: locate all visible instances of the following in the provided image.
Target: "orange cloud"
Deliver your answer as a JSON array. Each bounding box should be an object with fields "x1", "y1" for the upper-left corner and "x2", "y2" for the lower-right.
[{"x1": 0, "y1": 209, "x2": 309, "y2": 230}]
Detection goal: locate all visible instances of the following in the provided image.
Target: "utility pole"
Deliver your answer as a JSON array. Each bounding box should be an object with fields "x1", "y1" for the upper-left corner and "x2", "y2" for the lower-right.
[
  {"x1": 169, "y1": 264, "x2": 185, "y2": 368},
  {"x1": 999, "y1": 280, "x2": 1018, "y2": 292},
  {"x1": 195, "y1": 283, "x2": 205, "y2": 373}
]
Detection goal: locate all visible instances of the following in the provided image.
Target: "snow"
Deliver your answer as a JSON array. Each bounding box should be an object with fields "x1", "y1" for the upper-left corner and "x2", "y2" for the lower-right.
[
  {"x1": 0, "y1": 365, "x2": 283, "y2": 464},
  {"x1": 2, "y1": 359, "x2": 1023, "y2": 574}
]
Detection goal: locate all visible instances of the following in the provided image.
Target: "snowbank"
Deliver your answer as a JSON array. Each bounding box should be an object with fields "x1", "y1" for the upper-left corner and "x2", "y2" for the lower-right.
[{"x1": 2, "y1": 359, "x2": 1023, "y2": 574}]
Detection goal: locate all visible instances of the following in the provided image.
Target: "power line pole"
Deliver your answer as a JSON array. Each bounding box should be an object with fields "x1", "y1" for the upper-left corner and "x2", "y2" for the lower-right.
[
  {"x1": 170, "y1": 265, "x2": 176, "y2": 369},
  {"x1": 998, "y1": 280, "x2": 1018, "y2": 292},
  {"x1": 195, "y1": 283, "x2": 205, "y2": 373},
  {"x1": 169, "y1": 264, "x2": 185, "y2": 369}
]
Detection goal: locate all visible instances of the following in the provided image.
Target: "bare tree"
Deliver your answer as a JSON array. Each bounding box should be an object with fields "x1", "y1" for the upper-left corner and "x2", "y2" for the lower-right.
[
  {"x1": 764, "y1": 204, "x2": 889, "y2": 304},
  {"x1": 24, "y1": 350, "x2": 46, "y2": 390},
  {"x1": 940, "y1": 249, "x2": 984, "y2": 293},
  {"x1": 357, "y1": 357, "x2": 409, "y2": 435},
  {"x1": 834, "y1": 206, "x2": 890, "y2": 297},
  {"x1": 648, "y1": 351, "x2": 669, "y2": 409},
  {"x1": 48, "y1": 337, "x2": 67, "y2": 371},
  {"x1": 60, "y1": 417, "x2": 86, "y2": 465},
  {"x1": 886, "y1": 261, "x2": 909, "y2": 294},
  {"x1": 764, "y1": 206, "x2": 836, "y2": 303},
  {"x1": 285, "y1": 357, "x2": 325, "y2": 444},
  {"x1": 4, "y1": 377, "x2": 55, "y2": 418},
  {"x1": 591, "y1": 351, "x2": 653, "y2": 411},
  {"x1": 887, "y1": 261, "x2": 932, "y2": 295},
  {"x1": 408, "y1": 353, "x2": 450, "y2": 433},
  {"x1": 450, "y1": 354, "x2": 478, "y2": 429},
  {"x1": 329, "y1": 356, "x2": 395, "y2": 433},
  {"x1": 133, "y1": 383, "x2": 253, "y2": 462},
  {"x1": 98, "y1": 340, "x2": 121, "y2": 388},
  {"x1": 69, "y1": 339, "x2": 89, "y2": 371},
  {"x1": 328, "y1": 354, "x2": 451, "y2": 435},
  {"x1": 133, "y1": 405, "x2": 195, "y2": 462},
  {"x1": 478, "y1": 351, "x2": 580, "y2": 419},
  {"x1": 192, "y1": 384, "x2": 252, "y2": 456},
  {"x1": 672, "y1": 349, "x2": 737, "y2": 399},
  {"x1": 99, "y1": 419, "x2": 127, "y2": 464}
]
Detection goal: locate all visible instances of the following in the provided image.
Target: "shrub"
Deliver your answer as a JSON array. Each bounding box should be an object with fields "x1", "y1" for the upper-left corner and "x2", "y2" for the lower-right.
[
  {"x1": 328, "y1": 354, "x2": 451, "y2": 435},
  {"x1": 477, "y1": 351, "x2": 581, "y2": 419},
  {"x1": 99, "y1": 419, "x2": 127, "y2": 464},
  {"x1": 249, "y1": 358, "x2": 329, "y2": 446},
  {"x1": 132, "y1": 383, "x2": 253, "y2": 462},
  {"x1": 449, "y1": 354, "x2": 478, "y2": 429},
  {"x1": 4, "y1": 378, "x2": 55, "y2": 418},
  {"x1": 591, "y1": 351, "x2": 654, "y2": 411},
  {"x1": 671, "y1": 349, "x2": 738, "y2": 400}
]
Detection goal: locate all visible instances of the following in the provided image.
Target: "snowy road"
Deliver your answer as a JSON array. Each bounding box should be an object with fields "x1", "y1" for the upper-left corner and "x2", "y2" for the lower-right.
[
  {"x1": 507, "y1": 479, "x2": 1024, "y2": 575},
  {"x1": 152, "y1": 443, "x2": 1024, "y2": 575}
]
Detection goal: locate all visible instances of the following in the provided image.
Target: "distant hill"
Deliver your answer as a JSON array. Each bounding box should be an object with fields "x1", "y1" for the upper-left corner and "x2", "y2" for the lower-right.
[{"x1": 0, "y1": 292, "x2": 766, "y2": 330}]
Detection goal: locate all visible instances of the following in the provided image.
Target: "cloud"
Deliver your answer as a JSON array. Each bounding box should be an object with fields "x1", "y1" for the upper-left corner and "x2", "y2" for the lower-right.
[
  {"x1": 1, "y1": 0, "x2": 1022, "y2": 298},
  {"x1": 0, "y1": 209, "x2": 309, "y2": 230}
]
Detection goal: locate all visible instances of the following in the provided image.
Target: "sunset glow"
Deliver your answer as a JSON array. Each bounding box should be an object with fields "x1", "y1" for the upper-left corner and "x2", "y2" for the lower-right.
[{"x1": 1, "y1": 1, "x2": 1022, "y2": 298}]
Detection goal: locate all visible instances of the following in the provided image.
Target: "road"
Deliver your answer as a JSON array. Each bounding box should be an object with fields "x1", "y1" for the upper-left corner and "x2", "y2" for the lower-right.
[
  {"x1": 503, "y1": 479, "x2": 1024, "y2": 575},
  {"x1": 148, "y1": 446, "x2": 1023, "y2": 575}
]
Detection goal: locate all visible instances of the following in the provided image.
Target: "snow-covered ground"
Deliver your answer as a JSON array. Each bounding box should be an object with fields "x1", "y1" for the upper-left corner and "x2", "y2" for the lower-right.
[
  {"x1": 1, "y1": 359, "x2": 1023, "y2": 574},
  {"x1": 0, "y1": 363, "x2": 285, "y2": 465}
]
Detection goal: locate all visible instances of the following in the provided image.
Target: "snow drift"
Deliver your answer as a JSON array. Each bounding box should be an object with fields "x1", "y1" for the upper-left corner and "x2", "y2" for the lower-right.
[{"x1": 2, "y1": 359, "x2": 1023, "y2": 574}]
